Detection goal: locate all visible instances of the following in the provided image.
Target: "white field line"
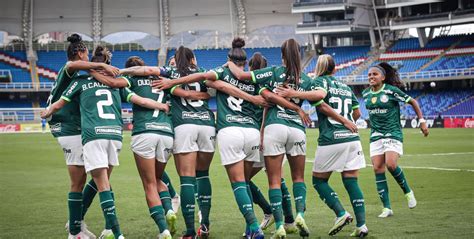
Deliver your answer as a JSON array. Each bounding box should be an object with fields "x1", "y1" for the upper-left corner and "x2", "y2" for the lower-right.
[{"x1": 305, "y1": 152, "x2": 474, "y2": 172}]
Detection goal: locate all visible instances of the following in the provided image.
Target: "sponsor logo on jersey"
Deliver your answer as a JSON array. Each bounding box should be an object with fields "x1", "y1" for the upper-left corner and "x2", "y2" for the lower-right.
[
  {"x1": 368, "y1": 108, "x2": 388, "y2": 114},
  {"x1": 65, "y1": 82, "x2": 78, "y2": 96},
  {"x1": 50, "y1": 123, "x2": 62, "y2": 133},
  {"x1": 276, "y1": 111, "x2": 302, "y2": 124},
  {"x1": 371, "y1": 97, "x2": 377, "y2": 104},
  {"x1": 255, "y1": 71, "x2": 273, "y2": 79},
  {"x1": 94, "y1": 126, "x2": 122, "y2": 135},
  {"x1": 380, "y1": 94, "x2": 389, "y2": 103},
  {"x1": 333, "y1": 130, "x2": 358, "y2": 139},
  {"x1": 145, "y1": 122, "x2": 172, "y2": 131},
  {"x1": 226, "y1": 114, "x2": 255, "y2": 124},
  {"x1": 215, "y1": 67, "x2": 224, "y2": 73},
  {"x1": 393, "y1": 92, "x2": 406, "y2": 102},
  {"x1": 182, "y1": 111, "x2": 211, "y2": 120}
]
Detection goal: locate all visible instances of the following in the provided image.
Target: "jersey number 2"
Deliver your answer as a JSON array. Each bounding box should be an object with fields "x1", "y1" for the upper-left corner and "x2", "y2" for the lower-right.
[{"x1": 96, "y1": 89, "x2": 115, "y2": 119}]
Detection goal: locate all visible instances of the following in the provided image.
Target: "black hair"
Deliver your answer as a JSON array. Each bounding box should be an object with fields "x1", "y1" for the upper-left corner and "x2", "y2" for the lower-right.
[
  {"x1": 378, "y1": 62, "x2": 404, "y2": 89},
  {"x1": 91, "y1": 45, "x2": 112, "y2": 65},
  {"x1": 281, "y1": 39, "x2": 301, "y2": 87},
  {"x1": 228, "y1": 37, "x2": 247, "y2": 67},
  {"x1": 248, "y1": 52, "x2": 267, "y2": 71},
  {"x1": 125, "y1": 56, "x2": 145, "y2": 68},
  {"x1": 66, "y1": 34, "x2": 87, "y2": 60},
  {"x1": 175, "y1": 46, "x2": 197, "y2": 76}
]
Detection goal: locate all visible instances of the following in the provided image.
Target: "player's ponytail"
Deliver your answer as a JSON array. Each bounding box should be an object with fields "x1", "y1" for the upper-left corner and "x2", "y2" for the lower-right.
[
  {"x1": 228, "y1": 37, "x2": 247, "y2": 67},
  {"x1": 91, "y1": 45, "x2": 112, "y2": 65},
  {"x1": 248, "y1": 52, "x2": 267, "y2": 71},
  {"x1": 378, "y1": 62, "x2": 404, "y2": 89},
  {"x1": 175, "y1": 46, "x2": 197, "y2": 76},
  {"x1": 125, "y1": 56, "x2": 145, "y2": 68},
  {"x1": 314, "y1": 54, "x2": 336, "y2": 77},
  {"x1": 281, "y1": 39, "x2": 301, "y2": 87},
  {"x1": 66, "y1": 33, "x2": 87, "y2": 60}
]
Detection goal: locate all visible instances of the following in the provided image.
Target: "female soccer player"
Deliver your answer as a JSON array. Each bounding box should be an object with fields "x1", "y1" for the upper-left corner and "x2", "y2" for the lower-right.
[
  {"x1": 45, "y1": 34, "x2": 119, "y2": 239},
  {"x1": 120, "y1": 56, "x2": 210, "y2": 238},
  {"x1": 42, "y1": 46, "x2": 169, "y2": 239},
  {"x1": 277, "y1": 54, "x2": 367, "y2": 237},
  {"x1": 363, "y1": 62, "x2": 428, "y2": 218}
]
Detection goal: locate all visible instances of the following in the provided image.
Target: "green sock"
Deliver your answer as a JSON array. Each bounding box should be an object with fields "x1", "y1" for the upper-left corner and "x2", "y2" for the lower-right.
[
  {"x1": 105, "y1": 189, "x2": 115, "y2": 230},
  {"x1": 375, "y1": 173, "x2": 391, "y2": 209},
  {"x1": 99, "y1": 191, "x2": 122, "y2": 238},
  {"x1": 68, "y1": 192, "x2": 83, "y2": 235},
  {"x1": 196, "y1": 170, "x2": 212, "y2": 226},
  {"x1": 281, "y1": 178, "x2": 294, "y2": 223},
  {"x1": 232, "y1": 182, "x2": 259, "y2": 232},
  {"x1": 246, "y1": 182, "x2": 254, "y2": 208},
  {"x1": 159, "y1": 190, "x2": 173, "y2": 213},
  {"x1": 180, "y1": 176, "x2": 196, "y2": 236},
  {"x1": 82, "y1": 179, "x2": 97, "y2": 220},
  {"x1": 269, "y1": 188, "x2": 284, "y2": 228},
  {"x1": 249, "y1": 181, "x2": 272, "y2": 215},
  {"x1": 312, "y1": 176, "x2": 346, "y2": 217},
  {"x1": 162, "y1": 171, "x2": 177, "y2": 198},
  {"x1": 343, "y1": 177, "x2": 366, "y2": 227},
  {"x1": 293, "y1": 182, "x2": 306, "y2": 216},
  {"x1": 390, "y1": 166, "x2": 411, "y2": 194},
  {"x1": 150, "y1": 205, "x2": 168, "y2": 233}
]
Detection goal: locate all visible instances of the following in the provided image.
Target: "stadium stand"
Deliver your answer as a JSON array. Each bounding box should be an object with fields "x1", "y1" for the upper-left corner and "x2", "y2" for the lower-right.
[{"x1": 401, "y1": 90, "x2": 473, "y2": 117}]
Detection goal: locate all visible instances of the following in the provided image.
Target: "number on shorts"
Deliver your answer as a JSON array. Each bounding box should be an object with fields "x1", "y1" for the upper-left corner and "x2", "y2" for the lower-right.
[
  {"x1": 180, "y1": 82, "x2": 204, "y2": 107},
  {"x1": 151, "y1": 88, "x2": 165, "y2": 117},
  {"x1": 328, "y1": 97, "x2": 352, "y2": 125},
  {"x1": 95, "y1": 89, "x2": 115, "y2": 119},
  {"x1": 227, "y1": 95, "x2": 244, "y2": 112}
]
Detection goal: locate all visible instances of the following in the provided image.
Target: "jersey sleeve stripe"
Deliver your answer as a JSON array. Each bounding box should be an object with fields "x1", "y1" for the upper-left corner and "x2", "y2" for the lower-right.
[
  {"x1": 61, "y1": 96, "x2": 71, "y2": 102},
  {"x1": 170, "y1": 85, "x2": 180, "y2": 94},
  {"x1": 210, "y1": 70, "x2": 219, "y2": 80},
  {"x1": 352, "y1": 105, "x2": 360, "y2": 109},
  {"x1": 258, "y1": 87, "x2": 267, "y2": 95},
  {"x1": 251, "y1": 71, "x2": 257, "y2": 83},
  {"x1": 120, "y1": 77, "x2": 131, "y2": 88},
  {"x1": 315, "y1": 87, "x2": 327, "y2": 93},
  {"x1": 312, "y1": 99, "x2": 324, "y2": 107},
  {"x1": 126, "y1": 92, "x2": 136, "y2": 102},
  {"x1": 405, "y1": 97, "x2": 412, "y2": 103}
]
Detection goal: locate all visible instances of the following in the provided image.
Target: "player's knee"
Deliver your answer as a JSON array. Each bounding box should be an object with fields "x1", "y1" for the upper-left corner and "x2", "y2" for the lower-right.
[
  {"x1": 386, "y1": 163, "x2": 397, "y2": 172},
  {"x1": 70, "y1": 180, "x2": 85, "y2": 192},
  {"x1": 373, "y1": 164, "x2": 385, "y2": 173}
]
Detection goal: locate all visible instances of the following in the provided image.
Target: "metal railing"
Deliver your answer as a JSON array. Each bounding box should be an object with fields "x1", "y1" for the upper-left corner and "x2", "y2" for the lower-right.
[
  {"x1": 0, "y1": 82, "x2": 54, "y2": 90},
  {"x1": 0, "y1": 42, "x2": 149, "y2": 52},
  {"x1": 336, "y1": 68, "x2": 474, "y2": 83}
]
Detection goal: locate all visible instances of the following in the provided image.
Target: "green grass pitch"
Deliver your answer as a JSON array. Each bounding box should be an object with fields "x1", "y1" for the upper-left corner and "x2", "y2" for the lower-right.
[{"x1": 0, "y1": 128, "x2": 473, "y2": 238}]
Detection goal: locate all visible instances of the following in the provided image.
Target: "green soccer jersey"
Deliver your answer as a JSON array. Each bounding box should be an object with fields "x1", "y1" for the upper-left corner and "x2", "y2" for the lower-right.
[
  {"x1": 312, "y1": 75, "x2": 360, "y2": 146},
  {"x1": 362, "y1": 83, "x2": 412, "y2": 143},
  {"x1": 210, "y1": 66, "x2": 261, "y2": 131},
  {"x1": 161, "y1": 66, "x2": 215, "y2": 128},
  {"x1": 46, "y1": 62, "x2": 81, "y2": 137},
  {"x1": 251, "y1": 66, "x2": 315, "y2": 132},
  {"x1": 125, "y1": 75, "x2": 173, "y2": 137},
  {"x1": 61, "y1": 75, "x2": 132, "y2": 145}
]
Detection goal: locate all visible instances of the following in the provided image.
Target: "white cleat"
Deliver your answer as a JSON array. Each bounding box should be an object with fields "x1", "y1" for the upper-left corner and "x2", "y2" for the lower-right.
[
  {"x1": 65, "y1": 221, "x2": 96, "y2": 239},
  {"x1": 378, "y1": 208, "x2": 393, "y2": 218},
  {"x1": 260, "y1": 213, "x2": 274, "y2": 230},
  {"x1": 98, "y1": 229, "x2": 114, "y2": 239},
  {"x1": 405, "y1": 190, "x2": 417, "y2": 209},
  {"x1": 350, "y1": 224, "x2": 369, "y2": 237},
  {"x1": 271, "y1": 225, "x2": 286, "y2": 239},
  {"x1": 158, "y1": 229, "x2": 172, "y2": 239},
  {"x1": 68, "y1": 231, "x2": 91, "y2": 239},
  {"x1": 328, "y1": 211, "x2": 353, "y2": 236},
  {"x1": 171, "y1": 195, "x2": 181, "y2": 213}
]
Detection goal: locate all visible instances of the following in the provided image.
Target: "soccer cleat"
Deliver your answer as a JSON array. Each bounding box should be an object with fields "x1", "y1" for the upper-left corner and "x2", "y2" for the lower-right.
[
  {"x1": 378, "y1": 208, "x2": 393, "y2": 218},
  {"x1": 68, "y1": 232, "x2": 91, "y2": 239},
  {"x1": 117, "y1": 235, "x2": 125, "y2": 239},
  {"x1": 328, "y1": 211, "x2": 353, "y2": 236},
  {"x1": 166, "y1": 210, "x2": 178, "y2": 235},
  {"x1": 271, "y1": 225, "x2": 286, "y2": 239},
  {"x1": 283, "y1": 223, "x2": 298, "y2": 234},
  {"x1": 350, "y1": 224, "x2": 369, "y2": 237},
  {"x1": 197, "y1": 224, "x2": 210, "y2": 239},
  {"x1": 249, "y1": 228, "x2": 265, "y2": 239},
  {"x1": 295, "y1": 214, "x2": 309, "y2": 238},
  {"x1": 405, "y1": 191, "x2": 417, "y2": 209},
  {"x1": 179, "y1": 234, "x2": 196, "y2": 239},
  {"x1": 172, "y1": 195, "x2": 181, "y2": 213},
  {"x1": 98, "y1": 229, "x2": 114, "y2": 239},
  {"x1": 158, "y1": 229, "x2": 172, "y2": 239},
  {"x1": 65, "y1": 221, "x2": 96, "y2": 239},
  {"x1": 260, "y1": 214, "x2": 275, "y2": 230}
]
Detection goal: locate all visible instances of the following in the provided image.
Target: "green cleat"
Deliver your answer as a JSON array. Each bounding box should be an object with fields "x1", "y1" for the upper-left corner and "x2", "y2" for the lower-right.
[
  {"x1": 159, "y1": 229, "x2": 172, "y2": 239},
  {"x1": 166, "y1": 210, "x2": 178, "y2": 235},
  {"x1": 283, "y1": 222, "x2": 298, "y2": 234},
  {"x1": 350, "y1": 224, "x2": 368, "y2": 237},
  {"x1": 271, "y1": 225, "x2": 287, "y2": 239},
  {"x1": 295, "y1": 214, "x2": 310, "y2": 238},
  {"x1": 98, "y1": 229, "x2": 114, "y2": 239},
  {"x1": 328, "y1": 211, "x2": 353, "y2": 236}
]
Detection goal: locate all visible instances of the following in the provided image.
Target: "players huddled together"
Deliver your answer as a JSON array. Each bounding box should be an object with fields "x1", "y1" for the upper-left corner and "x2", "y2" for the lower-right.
[{"x1": 42, "y1": 34, "x2": 429, "y2": 239}]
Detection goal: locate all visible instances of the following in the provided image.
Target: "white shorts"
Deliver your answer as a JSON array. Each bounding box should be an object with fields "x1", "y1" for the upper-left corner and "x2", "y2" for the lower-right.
[
  {"x1": 313, "y1": 141, "x2": 366, "y2": 173},
  {"x1": 83, "y1": 139, "x2": 122, "y2": 173},
  {"x1": 57, "y1": 135, "x2": 84, "y2": 166},
  {"x1": 173, "y1": 124, "x2": 216, "y2": 154},
  {"x1": 131, "y1": 133, "x2": 174, "y2": 163},
  {"x1": 370, "y1": 138, "x2": 403, "y2": 157},
  {"x1": 263, "y1": 124, "x2": 306, "y2": 156},
  {"x1": 217, "y1": 127, "x2": 261, "y2": 166},
  {"x1": 253, "y1": 152, "x2": 265, "y2": 168}
]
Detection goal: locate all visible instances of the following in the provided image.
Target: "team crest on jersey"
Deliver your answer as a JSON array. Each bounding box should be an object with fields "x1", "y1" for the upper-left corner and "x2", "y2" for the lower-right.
[
  {"x1": 380, "y1": 94, "x2": 389, "y2": 103},
  {"x1": 371, "y1": 97, "x2": 377, "y2": 104}
]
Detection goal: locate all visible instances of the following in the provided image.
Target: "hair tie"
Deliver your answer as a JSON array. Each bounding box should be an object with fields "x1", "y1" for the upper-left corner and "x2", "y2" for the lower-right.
[{"x1": 370, "y1": 65, "x2": 386, "y2": 76}]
